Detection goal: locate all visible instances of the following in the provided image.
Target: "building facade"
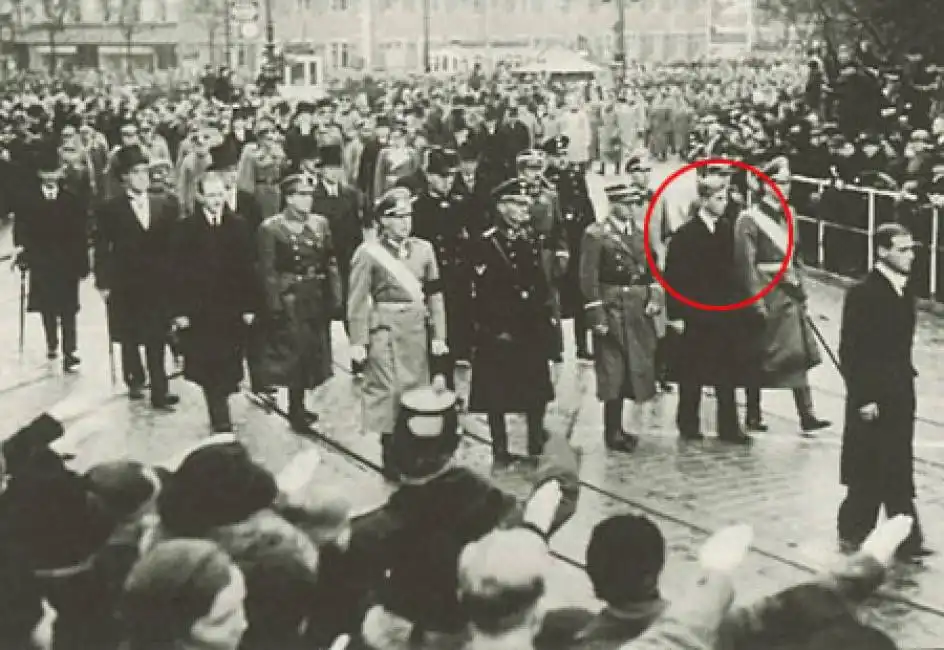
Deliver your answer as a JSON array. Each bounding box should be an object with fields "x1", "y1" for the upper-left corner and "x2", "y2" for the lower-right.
[{"x1": 6, "y1": 0, "x2": 748, "y2": 76}]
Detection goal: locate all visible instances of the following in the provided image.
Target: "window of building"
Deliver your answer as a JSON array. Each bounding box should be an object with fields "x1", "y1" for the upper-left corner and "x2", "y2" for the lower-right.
[
  {"x1": 329, "y1": 40, "x2": 351, "y2": 69},
  {"x1": 330, "y1": 0, "x2": 349, "y2": 9},
  {"x1": 68, "y1": 2, "x2": 81, "y2": 21}
]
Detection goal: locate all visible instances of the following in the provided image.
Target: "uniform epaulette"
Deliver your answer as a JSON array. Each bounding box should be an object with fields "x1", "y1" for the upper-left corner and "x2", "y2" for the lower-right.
[{"x1": 482, "y1": 227, "x2": 497, "y2": 238}]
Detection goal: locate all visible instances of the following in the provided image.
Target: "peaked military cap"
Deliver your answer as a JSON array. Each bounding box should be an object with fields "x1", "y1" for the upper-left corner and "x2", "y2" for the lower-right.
[
  {"x1": 491, "y1": 177, "x2": 532, "y2": 204},
  {"x1": 516, "y1": 149, "x2": 546, "y2": 170},
  {"x1": 624, "y1": 155, "x2": 652, "y2": 174},
  {"x1": 280, "y1": 172, "x2": 316, "y2": 196},
  {"x1": 375, "y1": 187, "x2": 415, "y2": 219},
  {"x1": 541, "y1": 134, "x2": 570, "y2": 156}
]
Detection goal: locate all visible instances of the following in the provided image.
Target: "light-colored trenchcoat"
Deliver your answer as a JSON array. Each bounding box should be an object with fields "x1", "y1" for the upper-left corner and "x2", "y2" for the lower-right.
[
  {"x1": 348, "y1": 236, "x2": 447, "y2": 434},
  {"x1": 580, "y1": 218, "x2": 663, "y2": 403}
]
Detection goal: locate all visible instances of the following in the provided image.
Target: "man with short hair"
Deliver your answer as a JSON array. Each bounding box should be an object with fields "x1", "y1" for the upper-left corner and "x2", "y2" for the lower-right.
[
  {"x1": 170, "y1": 169, "x2": 259, "y2": 433},
  {"x1": 837, "y1": 222, "x2": 931, "y2": 559},
  {"x1": 663, "y1": 174, "x2": 750, "y2": 444}
]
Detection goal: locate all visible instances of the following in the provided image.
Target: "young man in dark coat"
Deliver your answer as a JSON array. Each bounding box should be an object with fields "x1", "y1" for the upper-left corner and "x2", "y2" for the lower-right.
[
  {"x1": 837, "y1": 223, "x2": 931, "y2": 559},
  {"x1": 13, "y1": 143, "x2": 89, "y2": 370},
  {"x1": 170, "y1": 163, "x2": 259, "y2": 433},
  {"x1": 94, "y1": 145, "x2": 180, "y2": 409},
  {"x1": 663, "y1": 174, "x2": 751, "y2": 444}
]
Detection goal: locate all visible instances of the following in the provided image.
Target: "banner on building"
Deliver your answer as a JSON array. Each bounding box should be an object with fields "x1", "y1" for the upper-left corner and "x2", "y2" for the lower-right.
[{"x1": 707, "y1": 0, "x2": 753, "y2": 57}]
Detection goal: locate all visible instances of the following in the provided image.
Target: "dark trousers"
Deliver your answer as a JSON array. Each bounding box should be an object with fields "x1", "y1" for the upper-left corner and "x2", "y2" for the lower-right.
[
  {"x1": 677, "y1": 382, "x2": 738, "y2": 436},
  {"x1": 203, "y1": 387, "x2": 232, "y2": 432},
  {"x1": 121, "y1": 342, "x2": 168, "y2": 399},
  {"x1": 838, "y1": 483, "x2": 923, "y2": 549},
  {"x1": 488, "y1": 410, "x2": 546, "y2": 457},
  {"x1": 41, "y1": 311, "x2": 77, "y2": 355},
  {"x1": 245, "y1": 321, "x2": 269, "y2": 392},
  {"x1": 745, "y1": 385, "x2": 815, "y2": 423},
  {"x1": 573, "y1": 311, "x2": 589, "y2": 355}
]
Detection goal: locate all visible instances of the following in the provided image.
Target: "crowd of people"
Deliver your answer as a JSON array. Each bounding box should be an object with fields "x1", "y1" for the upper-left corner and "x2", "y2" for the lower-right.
[{"x1": 0, "y1": 44, "x2": 937, "y2": 650}]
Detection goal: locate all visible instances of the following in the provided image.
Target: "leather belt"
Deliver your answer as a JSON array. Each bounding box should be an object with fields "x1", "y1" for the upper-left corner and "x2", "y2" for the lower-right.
[{"x1": 281, "y1": 268, "x2": 326, "y2": 281}]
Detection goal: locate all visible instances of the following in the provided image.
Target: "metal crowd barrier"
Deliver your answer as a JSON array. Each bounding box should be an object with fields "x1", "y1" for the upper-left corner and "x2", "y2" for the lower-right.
[{"x1": 785, "y1": 174, "x2": 942, "y2": 301}]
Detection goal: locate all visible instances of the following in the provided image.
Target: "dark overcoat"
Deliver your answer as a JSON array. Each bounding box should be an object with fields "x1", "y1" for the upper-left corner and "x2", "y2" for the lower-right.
[
  {"x1": 663, "y1": 214, "x2": 750, "y2": 386},
  {"x1": 14, "y1": 186, "x2": 89, "y2": 315},
  {"x1": 170, "y1": 209, "x2": 260, "y2": 392},
  {"x1": 94, "y1": 193, "x2": 178, "y2": 344},
  {"x1": 838, "y1": 271, "x2": 917, "y2": 496},
  {"x1": 412, "y1": 185, "x2": 474, "y2": 358},
  {"x1": 468, "y1": 226, "x2": 555, "y2": 413},
  {"x1": 550, "y1": 163, "x2": 596, "y2": 319},
  {"x1": 256, "y1": 213, "x2": 341, "y2": 389},
  {"x1": 310, "y1": 179, "x2": 366, "y2": 313}
]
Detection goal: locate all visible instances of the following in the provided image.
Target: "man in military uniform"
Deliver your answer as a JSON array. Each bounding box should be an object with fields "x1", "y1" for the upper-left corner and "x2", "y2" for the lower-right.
[
  {"x1": 517, "y1": 149, "x2": 569, "y2": 362},
  {"x1": 544, "y1": 134, "x2": 596, "y2": 360},
  {"x1": 348, "y1": 187, "x2": 448, "y2": 479},
  {"x1": 13, "y1": 142, "x2": 89, "y2": 370},
  {"x1": 581, "y1": 183, "x2": 664, "y2": 453},
  {"x1": 469, "y1": 178, "x2": 556, "y2": 468},
  {"x1": 411, "y1": 147, "x2": 474, "y2": 374},
  {"x1": 734, "y1": 157, "x2": 831, "y2": 435}
]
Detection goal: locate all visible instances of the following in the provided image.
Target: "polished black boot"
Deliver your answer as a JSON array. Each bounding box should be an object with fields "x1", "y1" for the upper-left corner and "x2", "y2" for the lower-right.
[
  {"x1": 795, "y1": 385, "x2": 830, "y2": 434},
  {"x1": 287, "y1": 388, "x2": 309, "y2": 432},
  {"x1": 744, "y1": 387, "x2": 768, "y2": 432},
  {"x1": 604, "y1": 400, "x2": 637, "y2": 453},
  {"x1": 380, "y1": 434, "x2": 400, "y2": 482}
]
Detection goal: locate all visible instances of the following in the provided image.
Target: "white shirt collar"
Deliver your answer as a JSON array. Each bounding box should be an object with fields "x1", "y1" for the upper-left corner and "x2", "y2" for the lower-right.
[
  {"x1": 699, "y1": 208, "x2": 718, "y2": 234},
  {"x1": 876, "y1": 262, "x2": 908, "y2": 296}
]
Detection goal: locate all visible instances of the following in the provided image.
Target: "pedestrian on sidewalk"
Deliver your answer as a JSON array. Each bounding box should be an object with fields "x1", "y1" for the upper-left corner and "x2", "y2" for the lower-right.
[{"x1": 837, "y1": 222, "x2": 931, "y2": 560}]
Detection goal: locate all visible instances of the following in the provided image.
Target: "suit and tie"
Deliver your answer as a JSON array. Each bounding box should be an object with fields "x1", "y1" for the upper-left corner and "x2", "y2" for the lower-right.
[
  {"x1": 310, "y1": 178, "x2": 365, "y2": 325},
  {"x1": 94, "y1": 191, "x2": 179, "y2": 405}
]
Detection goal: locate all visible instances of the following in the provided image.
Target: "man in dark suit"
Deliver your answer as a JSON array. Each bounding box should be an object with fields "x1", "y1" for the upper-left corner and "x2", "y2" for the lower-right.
[
  {"x1": 13, "y1": 143, "x2": 89, "y2": 371},
  {"x1": 837, "y1": 223, "x2": 931, "y2": 559},
  {"x1": 663, "y1": 174, "x2": 751, "y2": 444},
  {"x1": 94, "y1": 145, "x2": 179, "y2": 409},
  {"x1": 170, "y1": 169, "x2": 259, "y2": 433},
  {"x1": 311, "y1": 142, "x2": 366, "y2": 329}
]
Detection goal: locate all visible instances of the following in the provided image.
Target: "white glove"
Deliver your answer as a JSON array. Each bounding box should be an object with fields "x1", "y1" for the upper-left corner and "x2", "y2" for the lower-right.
[
  {"x1": 242, "y1": 313, "x2": 255, "y2": 326},
  {"x1": 523, "y1": 480, "x2": 563, "y2": 535},
  {"x1": 350, "y1": 345, "x2": 367, "y2": 365},
  {"x1": 860, "y1": 515, "x2": 914, "y2": 566},
  {"x1": 431, "y1": 339, "x2": 449, "y2": 356},
  {"x1": 699, "y1": 524, "x2": 753, "y2": 573},
  {"x1": 174, "y1": 316, "x2": 190, "y2": 330}
]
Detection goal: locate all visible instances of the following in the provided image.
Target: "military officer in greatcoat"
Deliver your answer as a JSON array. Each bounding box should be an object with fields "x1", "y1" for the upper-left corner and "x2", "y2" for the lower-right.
[
  {"x1": 469, "y1": 178, "x2": 556, "y2": 468},
  {"x1": 734, "y1": 157, "x2": 831, "y2": 435},
  {"x1": 411, "y1": 147, "x2": 474, "y2": 373},
  {"x1": 348, "y1": 187, "x2": 448, "y2": 480},
  {"x1": 543, "y1": 134, "x2": 596, "y2": 360},
  {"x1": 257, "y1": 173, "x2": 342, "y2": 431},
  {"x1": 13, "y1": 143, "x2": 89, "y2": 371},
  {"x1": 170, "y1": 166, "x2": 260, "y2": 433},
  {"x1": 581, "y1": 184, "x2": 663, "y2": 453},
  {"x1": 95, "y1": 145, "x2": 180, "y2": 409},
  {"x1": 517, "y1": 149, "x2": 569, "y2": 362}
]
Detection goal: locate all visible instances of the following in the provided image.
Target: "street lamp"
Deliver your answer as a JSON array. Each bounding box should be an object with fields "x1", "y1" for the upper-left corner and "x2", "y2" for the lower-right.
[
  {"x1": 422, "y1": 0, "x2": 430, "y2": 73},
  {"x1": 258, "y1": 0, "x2": 279, "y2": 95}
]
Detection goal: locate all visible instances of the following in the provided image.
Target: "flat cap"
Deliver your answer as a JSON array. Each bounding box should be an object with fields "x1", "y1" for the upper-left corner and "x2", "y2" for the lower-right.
[{"x1": 425, "y1": 147, "x2": 460, "y2": 176}]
